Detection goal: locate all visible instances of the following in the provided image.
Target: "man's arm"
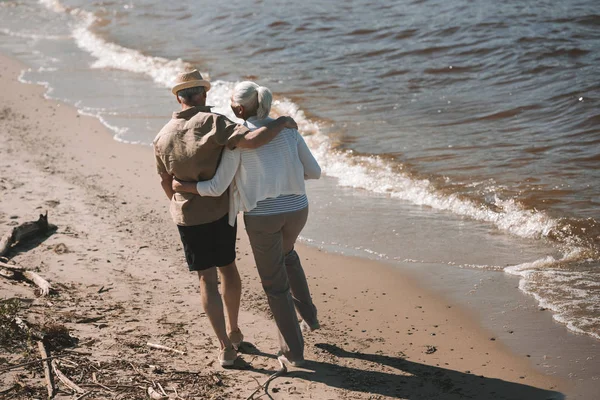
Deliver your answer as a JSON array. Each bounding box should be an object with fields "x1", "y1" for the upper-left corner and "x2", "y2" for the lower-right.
[
  {"x1": 159, "y1": 172, "x2": 174, "y2": 200},
  {"x1": 236, "y1": 116, "x2": 298, "y2": 149}
]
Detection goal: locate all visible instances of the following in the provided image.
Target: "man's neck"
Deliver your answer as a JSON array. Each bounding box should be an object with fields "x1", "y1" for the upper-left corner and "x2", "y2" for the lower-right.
[{"x1": 181, "y1": 102, "x2": 205, "y2": 111}]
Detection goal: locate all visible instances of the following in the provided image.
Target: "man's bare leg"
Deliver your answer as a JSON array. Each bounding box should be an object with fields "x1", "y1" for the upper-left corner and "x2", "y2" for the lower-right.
[
  {"x1": 218, "y1": 261, "x2": 241, "y2": 334},
  {"x1": 198, "y1": 268, "x2": 232, "y2": 350}
]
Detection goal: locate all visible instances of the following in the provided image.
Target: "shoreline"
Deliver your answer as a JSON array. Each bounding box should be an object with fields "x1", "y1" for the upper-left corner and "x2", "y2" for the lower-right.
[{"x1": 0, "y1": 52, "x2": 573, "y2": 399}]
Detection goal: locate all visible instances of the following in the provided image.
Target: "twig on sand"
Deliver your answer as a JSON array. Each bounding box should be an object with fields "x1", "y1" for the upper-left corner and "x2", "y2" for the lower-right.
[
  {"x1": 74, "y1": 391, "x2": 93, "y2": 400},
  {"x1": 156, "y1": 382, "x2": 168, "y2": 396},
  {"x1": 0, "y1": 385, "x2": 17, "y2": 396},
  {"x1": 37, "y1": 341, "x2": 55, "y2": 398},
  {"x1": 147, "y1": 386, "x2": 168, "y2": 399},
  {"x1": 245, "y1": 366, "x2": 287, "y2": 400},
  {"x1": 51, "y1": 359, "x2": 85, "y2": 394},
  {"x1": 0, "y1": 260, "x2": 25, "y2": 271},
  {"x1": 147, "y1": 342, "x2": 186, "y2": 355},
  {"x1": 0, "y1": 355, "x2": 67, "y2": 373}
]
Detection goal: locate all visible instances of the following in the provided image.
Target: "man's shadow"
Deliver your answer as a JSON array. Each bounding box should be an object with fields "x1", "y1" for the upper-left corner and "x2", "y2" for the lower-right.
[{"x1": 244, "y1": 342, "x2": 564, "y2": 400}]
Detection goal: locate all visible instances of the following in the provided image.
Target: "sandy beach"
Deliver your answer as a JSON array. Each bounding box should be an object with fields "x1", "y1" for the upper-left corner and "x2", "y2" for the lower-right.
[{"x1": 0, "y1": 52, "x2": 568, "y2": 399}]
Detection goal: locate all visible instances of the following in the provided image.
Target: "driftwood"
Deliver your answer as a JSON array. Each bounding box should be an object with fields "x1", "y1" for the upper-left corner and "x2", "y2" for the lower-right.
[
  {"x1": 51, "y1": 360, "x2": 85, "y2": 394},
  {"x1": 0, "y1": 260, "x2": 24, "y2": 271},
  {"x1": 23, "y1": 271, "x2": 52, "y2": 296},
  {"x1": 0, "y1": 261, "x2": 52, "y2": 296},
  {"x1": 0, "y1": 212, "x2": 57, "y2": 257},
  {"x1": 0, "y1": 228, "x2": 15, "y2": 257},
  {"x1": 37, "y1": 341, "x2": 56, "y2": 398},
  {"x1": 0, "y1": 268, "x2": 14, "y2": 279},
  {"x1": 147, "y1": 342, "x2": 186, "y2": 355}
]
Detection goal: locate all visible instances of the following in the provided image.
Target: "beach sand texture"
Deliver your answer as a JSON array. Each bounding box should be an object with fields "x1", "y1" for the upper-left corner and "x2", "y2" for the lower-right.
[{"x1": 0, "y1": 53, "x2": 567, "y2": 399}]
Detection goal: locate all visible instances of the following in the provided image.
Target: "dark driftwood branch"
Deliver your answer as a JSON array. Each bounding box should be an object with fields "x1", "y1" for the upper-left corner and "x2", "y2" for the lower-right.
[{"x1": 0, "y1": 212, "x2": 57, "y2": 257}]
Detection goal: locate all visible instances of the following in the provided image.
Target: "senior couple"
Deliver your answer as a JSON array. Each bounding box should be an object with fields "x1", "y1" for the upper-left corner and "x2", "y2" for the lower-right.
[{"x1": 153, "y1": 70, "x2": 321, "y2": 368}]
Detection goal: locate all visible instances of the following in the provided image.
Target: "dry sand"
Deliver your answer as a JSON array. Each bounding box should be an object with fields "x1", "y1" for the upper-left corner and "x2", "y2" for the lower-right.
[{"x1": 0, "y1": 52, "x2": 566, "y2": 399}]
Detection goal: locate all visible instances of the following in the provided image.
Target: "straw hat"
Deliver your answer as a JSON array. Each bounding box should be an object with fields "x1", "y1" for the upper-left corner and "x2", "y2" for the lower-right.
[{"x1": 171, "y1": 69, "x2": 211, "y2": 95}]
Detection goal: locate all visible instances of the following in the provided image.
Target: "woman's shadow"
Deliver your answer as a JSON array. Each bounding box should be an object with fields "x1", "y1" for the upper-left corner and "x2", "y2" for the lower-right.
[{"x1": 246, "y1": 342, "x2": 564, "y2": 400}]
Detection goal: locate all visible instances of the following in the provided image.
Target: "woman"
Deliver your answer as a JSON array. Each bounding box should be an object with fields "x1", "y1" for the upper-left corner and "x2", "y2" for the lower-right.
[{"x1": 173, "y1": 81, "x2": 321, "y2": 367}]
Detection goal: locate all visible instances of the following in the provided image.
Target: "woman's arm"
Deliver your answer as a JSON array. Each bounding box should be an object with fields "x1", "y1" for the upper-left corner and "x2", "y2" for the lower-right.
[
  {"x1": 172, "y1": 148, "x2": 241, "y2": 196},
  {"x1": 297, "y1": 132, "x2": 321, "y2": 179}
]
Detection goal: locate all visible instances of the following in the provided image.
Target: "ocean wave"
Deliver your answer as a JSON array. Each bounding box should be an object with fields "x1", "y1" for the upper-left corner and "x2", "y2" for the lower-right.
[
  {"x1": 274, "y1": 97, "x2": 560, "y2": 243},
  {"x1": 35, "y1": 0, "x2": 599, "y2": 265},
  {"x1": 505, "y1": 250, "x2": 600, "y2": 340},
  {"x1": 39, "y1": 0, "x2": 190, "y2": 88}
]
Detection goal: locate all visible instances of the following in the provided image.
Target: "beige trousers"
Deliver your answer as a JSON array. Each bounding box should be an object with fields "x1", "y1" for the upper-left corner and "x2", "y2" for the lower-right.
[{"x1": 244, "y1": 206, "x2": 318, "y2": 362}]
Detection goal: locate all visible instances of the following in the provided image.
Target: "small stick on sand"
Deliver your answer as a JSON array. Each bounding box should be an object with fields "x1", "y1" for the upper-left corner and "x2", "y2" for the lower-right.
[
  {"x1": 0, "y1": 355, "x2": 66, "y2": 373},
  {"x1": 37, "y1": 341, "x2": 55, "y2": 398},
  {"x1": 147, "y1": 386, "x2": 168, "y2": 399},
  {"x1": 147, "y1": 342, "x2": 186, "y2": 355},
  {"x1": 245, "y1": 366, "x2": 287, "y2": 400},
  {"x1": 156, "y1": 382, "x2": 168, "y2": 396},
  {"x1": 51, "y1": 360, "x2": 85, "y2": 394},
  {"x1": 0, "y1": 260, "x2": 25, "y2": 271},
  {"x1": 74, "y1": 391, "x2": 93, "y2": 400}
]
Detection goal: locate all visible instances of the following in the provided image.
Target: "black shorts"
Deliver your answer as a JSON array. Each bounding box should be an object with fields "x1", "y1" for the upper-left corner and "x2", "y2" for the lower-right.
[{"x1": 177, "y1": 214, "x2": 237, "y2": 271}]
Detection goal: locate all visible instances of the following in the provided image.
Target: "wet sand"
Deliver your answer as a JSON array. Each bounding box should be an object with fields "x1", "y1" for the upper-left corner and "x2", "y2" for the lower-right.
[{"x1": 0, "y1": 52, "x2": 568, "y2": 399}]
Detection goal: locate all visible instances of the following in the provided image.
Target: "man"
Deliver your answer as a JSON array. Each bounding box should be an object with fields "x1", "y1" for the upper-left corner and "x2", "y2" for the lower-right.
[{"x1": 154, "y1": 70, "x2": 297, "y2": 367}]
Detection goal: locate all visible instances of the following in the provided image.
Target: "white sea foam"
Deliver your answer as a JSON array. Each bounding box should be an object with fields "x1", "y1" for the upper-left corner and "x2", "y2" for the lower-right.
[
  {"x1": 505, "y1": 250, "x2": 600, "y2": 340},
  {"x1": 18, "y1": 68, "x2": 53, "y2": 96},
  {"x1": 77, "y1": 107, "x2": 130, "y2": 138},
  {"x1": 39, "y1": 0, "x2": 190, "y2": 88},
  {"x1": 272, "y1": 97, "x2": 559, "y2": 243}
]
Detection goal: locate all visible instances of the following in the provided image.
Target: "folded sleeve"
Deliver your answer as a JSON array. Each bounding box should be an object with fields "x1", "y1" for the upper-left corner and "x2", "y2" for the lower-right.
[
  {"x1": 154, "y1": 147, "x2": 168, "y2": 175},
  {"x1": 296, "y1": 132, "x2": 321, "y2": 179},
  {"x1": 196, "y1": 148, "x2": 241, "y2": 196}
]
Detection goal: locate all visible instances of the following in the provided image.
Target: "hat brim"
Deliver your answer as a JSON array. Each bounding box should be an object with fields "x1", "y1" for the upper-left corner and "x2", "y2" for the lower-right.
[{"x1": 172, "y1": 80, "x2": 211, "y2": 95}]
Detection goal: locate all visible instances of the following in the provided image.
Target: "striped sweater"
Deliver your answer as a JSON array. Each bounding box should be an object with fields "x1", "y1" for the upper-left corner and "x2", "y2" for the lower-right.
[{"x1": 195, "y1": 116, "x2": 321, "y2": 225}]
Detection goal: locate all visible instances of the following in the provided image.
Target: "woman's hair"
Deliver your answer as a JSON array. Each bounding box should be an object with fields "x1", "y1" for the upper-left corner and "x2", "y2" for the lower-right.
[{"x1": 232, "y1": 81, "x2": 272, "y2": 119}]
